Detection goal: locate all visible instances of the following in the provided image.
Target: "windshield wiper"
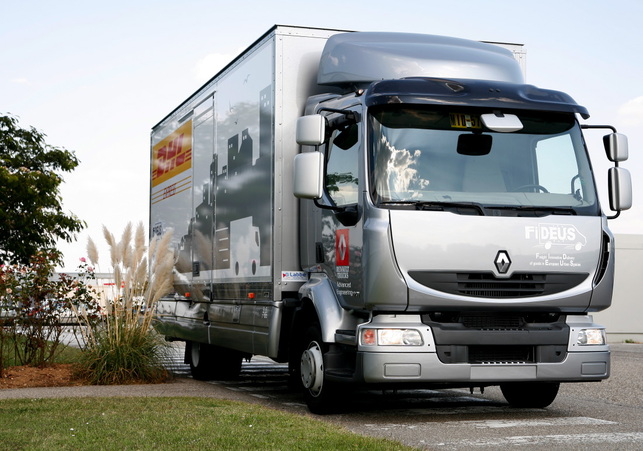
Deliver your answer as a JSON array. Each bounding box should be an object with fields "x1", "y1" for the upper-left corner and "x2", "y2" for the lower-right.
[
  {"x1": 379, "y1": 201, "x2": 576, "y2": 217},
  {"x1": 379, "y1": 200, "x2": 485, "y2": 216},
  {"x1": 484, "y1": 205, "x2": 577, "y2": 216}
]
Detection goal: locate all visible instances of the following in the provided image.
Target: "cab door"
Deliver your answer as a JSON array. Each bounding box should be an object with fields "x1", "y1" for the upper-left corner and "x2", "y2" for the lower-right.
[{"x1": 318, "y1": 108, "x2": 364, "y2": 309}]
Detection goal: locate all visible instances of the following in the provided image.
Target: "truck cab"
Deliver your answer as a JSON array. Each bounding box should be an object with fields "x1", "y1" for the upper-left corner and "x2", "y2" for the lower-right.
[{"x1": 292, "y1": 32, "x2": 631, "y2": 412}]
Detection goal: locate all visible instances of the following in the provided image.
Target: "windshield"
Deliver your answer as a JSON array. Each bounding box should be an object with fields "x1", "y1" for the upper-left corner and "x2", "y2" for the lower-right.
[{"x1": 368, "y1": 106, "x2": 599, "y2": 216}]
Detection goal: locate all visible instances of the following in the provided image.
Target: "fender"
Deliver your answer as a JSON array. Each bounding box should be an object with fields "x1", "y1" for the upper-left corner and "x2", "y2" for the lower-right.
[
  {"x1": 298, "y1": 273, "x2": 363, "y2": 343},
  {"x1": 588, "y1": 226, "x2": 615, "y2": 312}
]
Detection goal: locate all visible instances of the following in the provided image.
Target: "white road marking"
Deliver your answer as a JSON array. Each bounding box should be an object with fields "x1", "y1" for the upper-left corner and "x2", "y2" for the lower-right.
[
  {"x1": 442, "y1": 416, "x2": 617, "y2": 428},
  {"x1": 366, "y1": 416, "x2": 616, "y2": 432},
  {"x1": 395, "y1": 406, "x2": 542, "y2": 416},
  {"x1": 363, "y1": 417, "x2": 642, "y2": 449},
  {"x1": 437, "y1": 432, "x2": 643, "y2": 448}
]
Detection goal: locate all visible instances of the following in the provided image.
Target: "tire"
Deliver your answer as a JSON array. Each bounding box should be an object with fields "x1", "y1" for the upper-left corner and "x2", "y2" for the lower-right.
[
  {"x1": 299, "y1": 324, "x2": 340, "y2": 414},
  {"x1": 500, "y1": 382, "x2": 560, "y2": 408},
  {"x1": 187, "y1": 341, "x2": 243, "y2": 381},
  {"x1": 213, "y1": 346, "x2": 243, "y2": 380},
  {"x1": 188, "y1": 341, "x2": 215, "y2": 380}
]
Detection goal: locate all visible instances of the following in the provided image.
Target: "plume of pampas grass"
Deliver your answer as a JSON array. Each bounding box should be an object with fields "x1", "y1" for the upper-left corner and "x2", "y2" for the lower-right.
[
  {"x1": 127, "y1": 223, "x2": 147, "y2": 300},
  {"x1": 153, "y1": 227, "x2": 173, "y2": 260},
  {"x1": 87, "y1": 237, "x2": 99, "y2": 267},
  {"x1": 113, "y1": 265, "x2": 122, "y2": 300},
  {"x1": 134, "y1": 223, "x2": 146, "y2": 268},
  {"x1": 132, "y1": 256, "x2": 148, "y2": 298},
  {"x1": 147, "y1": 231, "x2": 158, "y2": 261},
  {"x1": 119, "y1": 222, "x2": 133, "y2": 270},
  {"x1": 103, "y1": 226, "x2": 119, "y2": 268},
  {"x1": 146, "y1": 230, "x2": 174, "y2": 301}
]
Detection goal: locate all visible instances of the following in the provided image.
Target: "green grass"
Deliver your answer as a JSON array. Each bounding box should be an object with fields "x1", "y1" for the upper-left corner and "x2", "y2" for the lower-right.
[
  {"x1": 1, "y1": 335, "x2": 83, "y2": 368},
  {"x1": 0, "y1": 397, "x2": 410, "y2": 450},
  {"x1": 56, "y1": 345, "x2": 83, "y2": 364}
]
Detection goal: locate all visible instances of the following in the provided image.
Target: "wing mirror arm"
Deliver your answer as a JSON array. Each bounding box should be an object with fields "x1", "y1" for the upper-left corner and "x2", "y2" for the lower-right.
[{"x1": 582, "y1": 125, "x2": 632, "y2": 219}]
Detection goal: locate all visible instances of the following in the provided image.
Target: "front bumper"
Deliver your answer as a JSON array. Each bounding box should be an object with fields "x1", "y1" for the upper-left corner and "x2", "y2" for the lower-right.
[
  {"x1": 358, "y1": 350, "x2": 610, "y2": 384},
  {"x1": 354, "y1": 314, "x2": 610, "y2": 384}
]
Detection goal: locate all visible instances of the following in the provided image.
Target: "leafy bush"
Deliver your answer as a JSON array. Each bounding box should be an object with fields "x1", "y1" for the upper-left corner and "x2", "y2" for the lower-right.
[
  {"x1": 74, "y1": 222, "x2": 174, "y2": 385},
  {"x1": 0, "y1": 250, "x2": 99, "y2": 375}
]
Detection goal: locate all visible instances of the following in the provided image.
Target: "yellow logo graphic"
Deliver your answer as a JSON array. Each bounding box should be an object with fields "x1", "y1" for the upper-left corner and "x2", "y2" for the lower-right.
[{"x1": 152, "y1": 120, "x2": 192, "y2": 187}]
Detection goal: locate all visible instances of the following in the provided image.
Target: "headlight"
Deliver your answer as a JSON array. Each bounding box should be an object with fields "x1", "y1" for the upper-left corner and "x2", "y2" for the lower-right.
[
  {"x1": 577, "y1": 328, "x2": 606, "y2": 345},
  {"x1": 360, "y1": 328, "x2": 423, "y2": 346}
]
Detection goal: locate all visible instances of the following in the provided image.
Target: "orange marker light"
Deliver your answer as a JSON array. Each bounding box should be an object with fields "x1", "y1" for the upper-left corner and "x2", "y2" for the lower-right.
[{"x1": 361, "y1": 328, "x2": 376, "y2": 346}]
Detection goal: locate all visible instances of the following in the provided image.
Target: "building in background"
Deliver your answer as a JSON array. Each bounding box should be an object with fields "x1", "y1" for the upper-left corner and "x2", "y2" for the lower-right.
[{"x1": 594, "y1": 234, "x2": 643, "y2": 342}]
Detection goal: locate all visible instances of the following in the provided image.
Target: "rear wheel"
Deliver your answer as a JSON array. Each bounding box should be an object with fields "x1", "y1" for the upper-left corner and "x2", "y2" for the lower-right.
[
  {"x1": 299, "y1": 324, "x2": 340, "y2": 414},
  {"x1": 500, "y1": 382, "x2": 560, "y2": 408},
  {"x1": 187, "y1": 341, "x2": 243, "y2": 380}
]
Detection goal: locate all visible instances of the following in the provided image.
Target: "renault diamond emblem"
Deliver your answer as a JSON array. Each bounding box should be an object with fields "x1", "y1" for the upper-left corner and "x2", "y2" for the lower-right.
[{"x1": 494, "y1": 250, "x2": 512, "y2": 274}]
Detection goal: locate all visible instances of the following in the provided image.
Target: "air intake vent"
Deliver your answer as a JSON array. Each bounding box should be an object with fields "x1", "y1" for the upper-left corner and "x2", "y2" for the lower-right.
[
  {"x1": 460, "y1": 313, "x2": 522, "y2": 329},
  {"x1": 460, "y1": 273, "x2": 544, "y2": 297},
  {"x1": 469, "y1": 345, "x2": 532, "y2": 364},
  {"x1": 593, "y1": 232, "x2": 611, "y2": 286},
  {"x1": 409, "y1": 271, "x2": 588, "y2": 298}
]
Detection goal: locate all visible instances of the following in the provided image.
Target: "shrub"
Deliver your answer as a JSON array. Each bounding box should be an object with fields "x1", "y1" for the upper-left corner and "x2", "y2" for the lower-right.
[
  {"x1": 74, "y1": 222, "x2": 174, "y2": 385},
  {"x1": 0, "y1": 250, "x2": 100, "y2": 375}
]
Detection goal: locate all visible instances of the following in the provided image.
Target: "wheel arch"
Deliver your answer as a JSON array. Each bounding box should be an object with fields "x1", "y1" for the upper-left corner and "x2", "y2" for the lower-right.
[{"x1": 295, "y1": 273, "x2": 359, "y2": 343}]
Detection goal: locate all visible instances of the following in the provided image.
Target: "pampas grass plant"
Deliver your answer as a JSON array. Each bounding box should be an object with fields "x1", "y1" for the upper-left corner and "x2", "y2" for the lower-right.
[{"x1": 75, "y1": 222, "x2": 175, "y2": 385}]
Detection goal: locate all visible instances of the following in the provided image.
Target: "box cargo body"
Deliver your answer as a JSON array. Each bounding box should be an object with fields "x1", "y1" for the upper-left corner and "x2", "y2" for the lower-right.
[{"x1": 151, "y1": 27, "x2": 342, "y2": 357}]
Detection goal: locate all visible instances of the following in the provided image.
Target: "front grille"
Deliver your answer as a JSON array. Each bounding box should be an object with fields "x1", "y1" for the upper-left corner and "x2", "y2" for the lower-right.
[
  {"x1": 409, "y1": 271, "x2": 588, "y2": 298},
  {"x1": 460, "y1": 313, "x2": 521, "y2": 329},
  {"x1": 469, "y1": 345, "x2": 532, "y2": 364},
  {"x1": 460, "y1": 273, "x2": 543, "y2": 297}
]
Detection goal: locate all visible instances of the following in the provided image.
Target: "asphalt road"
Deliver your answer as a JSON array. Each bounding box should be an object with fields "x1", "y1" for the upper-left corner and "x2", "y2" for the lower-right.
[{"x1": 2, "y1": 343, "x2": 642, "y2": 450}]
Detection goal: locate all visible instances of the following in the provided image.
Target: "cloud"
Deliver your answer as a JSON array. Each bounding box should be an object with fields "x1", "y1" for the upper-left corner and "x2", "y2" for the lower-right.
[
  {"x1": 193, "y1": 53, "x2": 233, "y2": 82},
  {"x1": 617, "y1": 96, "x2": 643, "y2": 126},
  {"x1": 11, "y1": 77, "x2": 29, "y2": 85}
]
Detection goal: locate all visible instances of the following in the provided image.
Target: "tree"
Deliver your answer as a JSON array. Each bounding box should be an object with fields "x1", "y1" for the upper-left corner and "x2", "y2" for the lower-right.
[{"x1": 0, "y1": 114, "x2": 85, "y2": 264}]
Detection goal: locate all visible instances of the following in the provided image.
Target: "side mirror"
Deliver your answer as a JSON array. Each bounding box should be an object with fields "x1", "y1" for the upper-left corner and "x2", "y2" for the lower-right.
[
  {"x1": 608, "y1": 167, "x2": 632, "y2": 211},
  {"x1": 604, "y1": 133, "x2": 628, "y2": 162},
  {"x1": 293, "y1": 152, "x2": 324, "y2": 199},
  {"x1": 296, "y1": 115, "x2": 326, "y2": 146}
]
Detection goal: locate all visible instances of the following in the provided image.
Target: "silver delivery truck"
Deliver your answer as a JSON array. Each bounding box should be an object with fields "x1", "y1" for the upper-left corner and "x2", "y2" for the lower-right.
[{"x1": 151, "y1": 25, "x2": 632, "y2": 413}]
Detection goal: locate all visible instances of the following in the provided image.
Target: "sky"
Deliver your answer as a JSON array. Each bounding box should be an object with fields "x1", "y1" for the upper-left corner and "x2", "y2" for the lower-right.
[{"x1": 2, "y1": 0, "x2": 643, "y2": 271}]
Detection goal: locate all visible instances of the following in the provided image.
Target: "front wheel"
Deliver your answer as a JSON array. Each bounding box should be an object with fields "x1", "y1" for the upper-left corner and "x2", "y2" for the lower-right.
[
  {"x1": 500, "y1": 382, "x2": 560, "y2": 408},
  {"x1": 299, "y1": 324, "x2": 340, "y2": 414}
]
